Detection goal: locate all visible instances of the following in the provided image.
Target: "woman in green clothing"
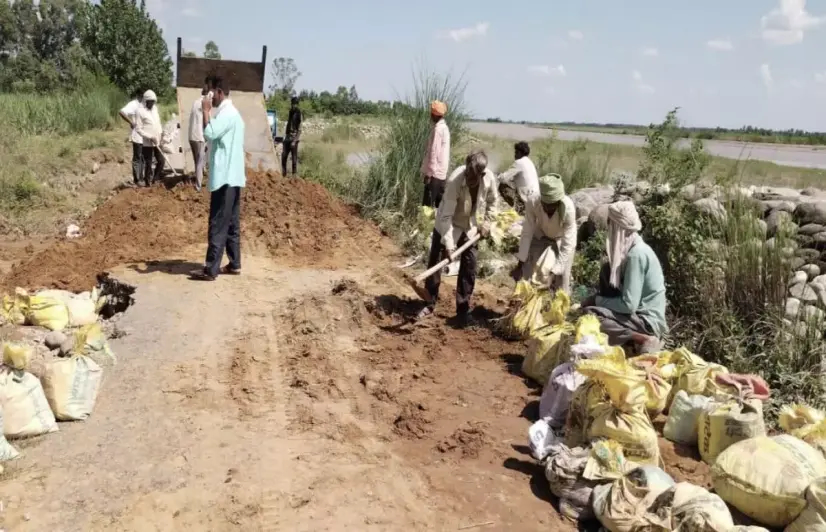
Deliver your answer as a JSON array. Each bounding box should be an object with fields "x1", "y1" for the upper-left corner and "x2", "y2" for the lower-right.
[{"x1": 581, "y1": 201, "x2": 667, "y2": 354}]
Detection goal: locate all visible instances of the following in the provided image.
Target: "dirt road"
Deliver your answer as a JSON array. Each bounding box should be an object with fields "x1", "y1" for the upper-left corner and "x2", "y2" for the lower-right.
[{"x1": 0, "y1": 174, "x2": 583, "y2": 531}]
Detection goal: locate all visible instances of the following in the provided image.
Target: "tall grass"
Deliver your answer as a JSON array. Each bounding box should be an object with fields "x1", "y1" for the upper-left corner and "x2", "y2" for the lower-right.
[
  {"x1": 1, "y1": 82, "x2": 124, "y2": 136},
  {"x1": 359, "y1": 66, "x2": 468, "y2": 228}
]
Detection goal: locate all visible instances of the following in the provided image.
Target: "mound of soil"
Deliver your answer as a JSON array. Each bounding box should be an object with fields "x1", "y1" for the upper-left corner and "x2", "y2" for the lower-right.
[{"x1": 4, "y1": 171, "x2": 390, "y2": 291}]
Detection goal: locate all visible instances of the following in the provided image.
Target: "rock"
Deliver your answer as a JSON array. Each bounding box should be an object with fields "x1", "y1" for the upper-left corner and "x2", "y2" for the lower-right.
[
  {"x1": 794, "y1": 201, "x2": 826, "y2": 225},
  {"x1": 575, "y1": 186, "x2": 614, "y2": 206},
  {"x1": 790, "y1": 283, "x2": 819, "y2": 302},
  {"x1": 360, "y1": 371, "x2": 383, "y2": 393},
  {"x1": 813, "y1": 275, "x2": 826, "y2": 289},
  {"x1": 754, "y1": 186, "x2": 801, "y2": 199},
  {"x1": 680, "y1": 184, "x2": 699, "y2": 201},
  {"x1": 795, "y1": 248, "x2": 820, "y2": 261},
  {"x1": 588, "y1": 203, "x2": 610, "y2": 232},
  {"x1": 802, "y1": 187, "x2": 826, "y2": 197},
  {"x1": 802, "y1": 264, "x2": 821, "y2": 280},
  {"x1": 693, "y1": 198, "x2": 726, "y2": 222},
  {"x1": 761, "y1": 200, "x2": 797, "y2": 213},
  {"x1": 794, "y1": 322, "x2": 809, "y2": 339},
  {"x1": 799, "y1": 223, "x2": 825, "y2": 236},
  {"x1": 766, "y1": 210, "x2": 794, "y2": 237},
  {"x1": 785, "y1": 298, "x2": 801, "y2": 320},
  {"x1": 803, "y1": 305, "x2": 825, "y2": 322},
  {"x1": 790, "y1": 271, "x2": 808, "y2": 286},
  {"x1": 569, "y1": 190, "x2": 599, "y2": 220},
  {"x1": 117, "y1": 155, "x2": 126, "y2": 164},
  {"x1": 791, "y1": 257, "x2": 807, "y2": 270},
  {"x1": 91, "y1": 162, "x2": 101, "y2": 174},
  {"x1": 754, "y1": 219, "x2": 768, "y2": 237},
  {"x1": 59, "y1": 337, "x2": 75, "y2": 357},
  {"x1": 44, "y1": 331, "x2": 67, "y2": 350},
  {"x1": 797, "y1": 235, "x2": 815, "y2": 249}
]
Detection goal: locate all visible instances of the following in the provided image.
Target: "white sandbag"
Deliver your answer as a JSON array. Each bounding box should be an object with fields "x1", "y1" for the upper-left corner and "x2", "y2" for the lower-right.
[
  {"x1": 592, "y1": 465, "x2": 675, "y2": 532},
  {"x1": 538, "y1": 334, "x2": 605, "y2": 427},
  {"x1": 0, "y1": 366, "x2": 58, "y2": 439},
  {"x1": 41, "y1": 355, "x2": 102, "y2": 421},
  {"x1": 528, "y1": 418, "x2": 562, "y2": 461},
  {"x1": 0, "y1": 407, "x2": 19, "y2": 461},
  {"x1": 647, "y1": 482, "x2": 734, "y2": 532},
  {"x1": 785, "y1": 477, "x2": 826, "y2": 532},
  {"x1": 663, "y1": 391, "x2": 712, "y2": 445}
]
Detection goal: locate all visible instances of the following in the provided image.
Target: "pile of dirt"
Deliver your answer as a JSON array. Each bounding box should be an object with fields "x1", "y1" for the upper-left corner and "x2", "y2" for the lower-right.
[{"x1": 3, "y1": 171, "x2": 391, "y2": 291}]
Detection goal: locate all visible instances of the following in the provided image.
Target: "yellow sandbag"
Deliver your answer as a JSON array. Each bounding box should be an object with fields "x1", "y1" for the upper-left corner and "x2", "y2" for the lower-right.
[
  {"x1": 2, "y1": 343, "x2": 32, "y2": 371},
  {"x1": 522, "y1": 323, "x2": 574, "y2": 385},
  {"x1": 668, "y1": 347, "x2": 728, "y2": 403},
  {"x1": 780, "y1": 404, "x2": 826, "y2": 459},
  {"x1": 41, "y1": 355, "x2": 102, "y2": 421},
  {"x1": 26, "y1": 295, "x2": 70, "y2": 331},
  {"x1": 74, "y1": 323, "x2": 116, "y2": 363},
  {"x1": 582, "y1": 439, "x2": 632, "y2": 481},
  {"x1": 564, "y1": 379, "x2": 606, "y2": 448},
  {"x1": 577, "y1": 355, "x2": 660, "y2": 465},
  {"x1": 574, "y1": 314, "x2": 607, "y2": 345},
  {"x1": 786, "y1": 477, "x2": 826, "y2": 532},
  {"x1": 698, "y1": 399, "x2": 766, "y2": 464},
  {"x1": 0, "y1": 366, "x2": 58, "y2": 439},
  {"x1": 712, "y1": 435, "x2": 826, "y2": 528},
  {"x1": 629, "y1": 355, "x2": 673, "y2": 418},
  {"x1": 544, "y1": 289, "x2": 571, "y2": 326},
  {"x1": 1, "y1": 288, "x2": 29, "y2": 326}
]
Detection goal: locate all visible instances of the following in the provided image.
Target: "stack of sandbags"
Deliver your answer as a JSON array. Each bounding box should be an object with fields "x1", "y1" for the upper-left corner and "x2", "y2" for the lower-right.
[{"x1": 712, "y1": 435, "x2": 826, "y2": 528}]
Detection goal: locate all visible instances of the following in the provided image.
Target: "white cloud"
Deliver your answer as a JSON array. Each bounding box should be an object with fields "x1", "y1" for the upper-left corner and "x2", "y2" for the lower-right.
[
  {"x1": 815, "y1": 72, "x2": 826, "y2": 84},
  {"x1": 568, "y1": 30, "x2": 584, "y2": 41},
  {"x1": 761, "y1": 0, "x2": 823, "y2": 45},
  {"x1": 760, "y1": 63, "x2": 774, "y2": 89},
  {"x1": 642, "y1": 47, "x2": 659, "y2": 57},
  {"x1": 707, "y1": 39, "x2": 734, "y2": 51},
  {"x1": 528, "y1": 65, "x2": 566, "y2": 77},
  {"x1": 181, "y1": 7, "x2": 201, "y2": 17},
  {"x1": 631, "y1": 70, "x2": 654, "y2": 94},
  {"x1": 790, "y1": 79, "x2": 805, "y2": 88},
  {"x1": 446, "y1": 22, "x2": 490, "y2": 42}
]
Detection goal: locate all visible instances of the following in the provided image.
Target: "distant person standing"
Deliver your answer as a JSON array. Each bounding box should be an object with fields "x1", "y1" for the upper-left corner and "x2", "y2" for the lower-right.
[
  {"x1": 281, "y1": 96, "x2": 303, "y2": 176},
  {"x1": 134, "y1": 90, "x2": 164, "y2": 187},
  {"x1": 190, "y1": 77, "x2": 246, "y2": 281},
  {"x1": 188, "y1": 84, "x2": 210, "y2": 191},
  {"x1": 119, "y1": 89, "x2": 144, "y2": 186},
  {"x1": 420, "y1": 100, "x2": 451, "y2": 208}
]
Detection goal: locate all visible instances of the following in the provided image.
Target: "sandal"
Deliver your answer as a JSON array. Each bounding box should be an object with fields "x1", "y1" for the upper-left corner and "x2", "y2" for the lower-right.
[
  {"x1": 415, "y1": 306, "x2": 434, "y2": 321},
  {"x1": 221, "y1": 265, "x2": 241, "y2": 275},
  {"x1": 189, "y1": 269, "x2": 216, "y2": 281}
]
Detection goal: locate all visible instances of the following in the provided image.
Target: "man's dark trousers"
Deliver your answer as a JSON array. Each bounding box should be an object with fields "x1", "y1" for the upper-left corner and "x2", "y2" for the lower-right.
[
  {"x1": 281, "y1": 140, "x2": 299, "y2": 175},
  {"x1": 131, "y1": 142, "x2": 143, "y2": 184},
  {"x1": 424, "y1": 230, "x2": 478, "y2": 315},
  {"x1": 205, "y1": 185, "x2": 242, "y2": 277},
  {"x1": 142, "y1": 146, "x2": 164, "y2": 185}
]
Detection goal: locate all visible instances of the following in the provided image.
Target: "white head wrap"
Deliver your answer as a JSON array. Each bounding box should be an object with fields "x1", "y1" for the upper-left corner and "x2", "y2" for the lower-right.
[{"x1": 606, "y1": 201, "x2": 642, "y2": 289}]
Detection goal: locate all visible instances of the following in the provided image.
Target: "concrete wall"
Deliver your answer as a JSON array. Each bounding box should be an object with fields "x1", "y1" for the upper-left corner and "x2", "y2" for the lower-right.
[{"x1": 176, "y1": 38, "x2": 268, "y2": 93}]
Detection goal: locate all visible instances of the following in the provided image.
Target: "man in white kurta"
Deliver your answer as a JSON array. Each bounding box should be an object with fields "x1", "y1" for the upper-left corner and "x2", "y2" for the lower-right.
[
  {"x1": 511, "y1": 174, "x2": 577, "y2": 292},
  {"x1": 497, "y1": 141, "x2": 539, "y2": 204}
]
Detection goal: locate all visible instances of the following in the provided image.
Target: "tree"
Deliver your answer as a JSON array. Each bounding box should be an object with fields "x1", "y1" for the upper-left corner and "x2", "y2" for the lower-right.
[
  {"x1": 268, "y1": 56, "x2": 301, "y2": 96},
  {"x1": 182, "y1": 50, "x2": 196, "y2": 58},
  {"x1": 203, "y1": 40, "x2": 220, "y2": 60},
  {"x1": 82, "y1": 0, "x2": 173, "y2": 97}
]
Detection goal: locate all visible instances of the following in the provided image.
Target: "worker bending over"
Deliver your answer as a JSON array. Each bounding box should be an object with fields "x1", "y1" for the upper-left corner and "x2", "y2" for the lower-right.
[
  {"x1": 420, "y1": 100, "x2": 451, "y2": 208},
  {"x1": 417, "y1": 151, "x2": 497, "y2": 324},
  {"x1": 581, "y1": 201, "x2": 667, "y2": 354},
  {"x1": 511, "y1": 174, "x2": 577, "y2": 292},
  {"x1": 135, "y1": 90, "x2": 164, "y2": 187},
  {"x1": 497, "y1": 141, "x2": 539, "y2": 210}
]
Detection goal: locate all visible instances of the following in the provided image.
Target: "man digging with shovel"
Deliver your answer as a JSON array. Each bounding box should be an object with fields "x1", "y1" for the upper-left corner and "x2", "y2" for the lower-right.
[{"x1": 415, "y1": 150, "x2": 498, "y2": 326}]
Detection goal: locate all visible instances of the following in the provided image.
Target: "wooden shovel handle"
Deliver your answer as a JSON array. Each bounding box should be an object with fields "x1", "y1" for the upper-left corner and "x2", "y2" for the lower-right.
[{"x1": 414, "y1": 233, "x2": 482, "y2": 283}]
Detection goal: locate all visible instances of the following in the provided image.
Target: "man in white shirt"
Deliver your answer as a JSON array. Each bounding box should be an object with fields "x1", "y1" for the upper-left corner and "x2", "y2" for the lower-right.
[
  {"x1": 511, "y1": 174, "x2": 577, "y2": 292},
  {"x1": 135, "y1": 90, "x2": 164, "y2": 187},
  {"x1": 188, "y1": 85, "x2": 209, "y2": 191},
  {"x1": 119, "y1": 89, "x2": 144, "y2": 185},
  {"x1": 497, "y1": 141, "x2": 539, "y2": 210},
  {"x1": 417, "y1": 150, "x2": 498, "y2": 325}
]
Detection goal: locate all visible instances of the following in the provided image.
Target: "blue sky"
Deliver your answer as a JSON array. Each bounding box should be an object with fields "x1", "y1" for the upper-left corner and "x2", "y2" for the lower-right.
[{"x1": 148, "y1": 0, "x2": 826, "y2": 131}]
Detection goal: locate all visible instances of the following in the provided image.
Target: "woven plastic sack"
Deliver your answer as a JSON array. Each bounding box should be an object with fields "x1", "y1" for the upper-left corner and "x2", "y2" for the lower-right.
[
  {"x1": 663, "y1": 391, "x2": 711, "y2": 445},
  {"x1": 545, "y1": 444, "x2": 596, "y2": 521},
  {"x1": 779, "y1": 404, "x2": 826, "y2": 459},
  {"x1": 0, "y1": 366, "x2": 58, "y2": 439},
  {"x1": 644, "y1": 482, "x2": 734, "y2": 532},
  {"x1": 2, "y1": 343, "x2": 32, "y2": 371},
  {"x1": 668, "y1": 347, "x2": 728, "y2": 403},
  {"x1": 698, "y1": 398, "x2": 765, "y2": 464},
  {"x1": 522, "y1": 323, "x2": 574, "y2": 385},
  {"x1": 592, "y1": 466, "x2": 675, "y2": 532},
  {"x1": 528, "y1": 419, "x2": 562, "y2": 461},
  {"x1": 26, "y1": 295, "x2": 70, "y2": 331},
  {"x1": 74, "y1": 323, "x2": 116, "y2": 363},
  {"x1": 563, "y1": 378, "x2": 605, "y2": 448},
  {"x1": 712, "y1": 435, "x2": 826, "y2": 528},
  {"x1": 0, "y1": 407, "x2": 19, "y2": 461},
  {"x1": 629, "y1": 355, "x2": 672, "y2": 418},
  {"x1": 42, "y1": 355, "x2": 102, "y2": 421},
  {"x1": 785, "y1": 477, "x2": 826, "y2": 532},
  {"x1": 1, "y1": 288, "x2": 29, "y2": 325}
]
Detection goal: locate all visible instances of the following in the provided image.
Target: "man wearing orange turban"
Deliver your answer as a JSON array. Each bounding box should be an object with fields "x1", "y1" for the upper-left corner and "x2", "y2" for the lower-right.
[{"x1": 421, "y1": 100, "x2": 451, "y2": 208}]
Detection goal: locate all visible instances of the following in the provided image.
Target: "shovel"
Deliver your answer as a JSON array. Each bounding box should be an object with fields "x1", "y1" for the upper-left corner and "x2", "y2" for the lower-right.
[{"x1": 406, "y1": 233, "x2": 481, "y2": 301}]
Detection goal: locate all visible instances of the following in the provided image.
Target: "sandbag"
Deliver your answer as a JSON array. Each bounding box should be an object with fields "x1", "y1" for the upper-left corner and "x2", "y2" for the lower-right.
[
  {"x1": 592, "y1": 465, "x2": 675, "y2": 532},
  {"x1": 2, "y1": 343, "x2": 32, "y2": 371},
  {"x1": 668, "y1": 347, "x2": 728, "y2": 403},
  {"x1": 522, "y1": 323, "x2": 574, "y2": 385},
  {"x1": 712, "y1": 435, "x2": 826, "y2": 528},
  {"x1": 698, "y1": 399, "x2": 765, "y2": 464},
  {"x1": 0, "y1": 366, "x2": 58, "y2": 439},
  {"x1": 41, "y1": 355, "x2": 102, "y2": 421},
  {"x1": 563, "y1": 378, "x2": 605, "y2": 448},
  {"x1": 577, "y1": 354, "x2": 660, "y2": 465},
  {"x1": 528, "y1": 418, "x2": 562, "y2": 461},
  {"x1": 786, "y1": 477, "x2": 826, "y2": 532},
  {"x1": 545, "y1": 444, "x2": 595, "y2": 521},
  {"x1": 663, "y1": 391, "x2": 712, "y2": 445},
  {"x1": 646, "y1": 482, "x2": 734, "y2": 532},
  {"x1": 1, "y1": 288, "x2": 29, "y2": 325},
  {"x1": 499, "y1": 281, "x2": 563, "y2": 339},
  {"x1": 26, "y1": 295, "x2": 70, "y2": 331},
  {"x1": 74, "y1": 323, "x2": 116, "y2": 363},
  {"x1": 630, "y1": 355, "x2": 673, "y2": 419},
  {"x1": 0, "y1": 407, "x2": 19, "y2": 461},
  {"x1": 779, "y1": 404, "x2": 826, "y2": 459}
]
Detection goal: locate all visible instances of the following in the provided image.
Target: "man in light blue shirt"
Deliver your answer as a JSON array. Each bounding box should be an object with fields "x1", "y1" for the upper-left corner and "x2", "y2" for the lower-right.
[{"x1": 190, "y1": 76, "x2": 246, "y2": 281}]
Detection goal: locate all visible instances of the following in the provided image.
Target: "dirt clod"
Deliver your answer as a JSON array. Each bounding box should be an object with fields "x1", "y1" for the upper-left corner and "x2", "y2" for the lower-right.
[
  {"x1": 393, "y1": 402, "x2": 432, "y2": 439},
  {"x1": 437, "y1": 422, "x2": 491, "y2": 459}
]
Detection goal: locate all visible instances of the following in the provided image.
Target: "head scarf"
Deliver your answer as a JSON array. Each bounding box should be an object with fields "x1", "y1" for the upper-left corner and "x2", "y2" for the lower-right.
[
  {"x1": 606, "y1": 201, "x2": 643, "y2": 289},
  {"x1": 430, "y1": 100, "x2": 447, "y2": 117},
  {"x1": 538, "y1": 174, "x2": 565, "y2": 204}
]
